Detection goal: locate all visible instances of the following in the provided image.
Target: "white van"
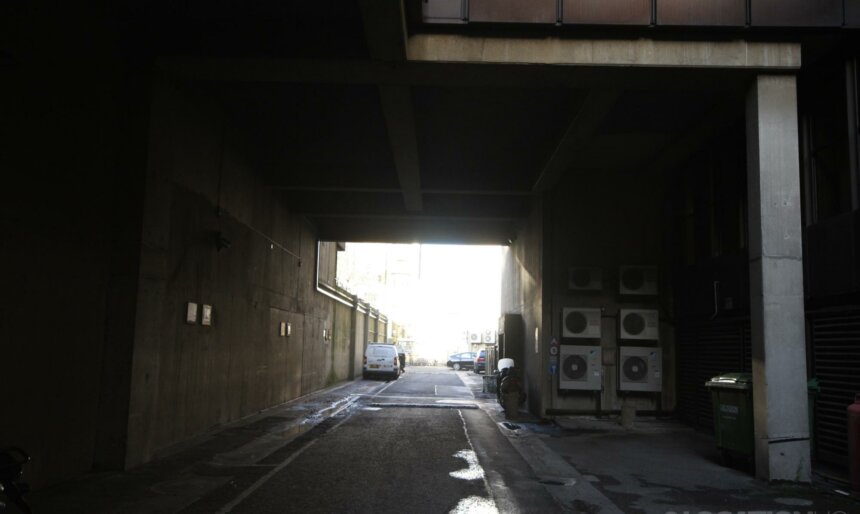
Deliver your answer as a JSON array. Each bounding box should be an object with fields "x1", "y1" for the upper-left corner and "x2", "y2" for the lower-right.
[{"x1": 363, "y1": 343, "x2": 400, "y2": 380}]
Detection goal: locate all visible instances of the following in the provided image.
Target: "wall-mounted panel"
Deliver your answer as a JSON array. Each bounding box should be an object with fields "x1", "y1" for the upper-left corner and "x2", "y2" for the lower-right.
[
  {"x1": 750, "y1": 0, "x2": 842, "y2": 27},
  {"x1": 657, "y1": 0, "x2": 746, "y2": 26},
  {"x1": 563, "y1": 0, "x2": 651, "y2": 25},
  {"x1": 470, "y1": 0, "x2": 557, "y2": 24}
]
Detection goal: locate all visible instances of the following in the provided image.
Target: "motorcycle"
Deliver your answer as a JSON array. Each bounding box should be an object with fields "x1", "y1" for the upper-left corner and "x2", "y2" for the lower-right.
[{"x1": 0, "y1": 448, "x2": 31, "y2": 513}]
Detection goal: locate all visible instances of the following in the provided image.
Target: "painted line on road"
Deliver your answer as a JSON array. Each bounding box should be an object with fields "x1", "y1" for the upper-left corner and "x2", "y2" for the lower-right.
[
  {"x1": 215, "y1": 402, "x2": 360, "y2": 513},
  {"x1": 371, "y1": 378, "x2": 398, "y2": 398},
  {"x1": 454, "y1": 409, "x2": 499, "y2": 513},
  {"x1": 369, "y1": 402, "x2": 479, "y2": 410},
  {"x1": 215, "y1": 438, "x2": 318, "y2": 514},
  {"x1": 355, "y1": 393, "x2": 479, "y2": 401}
]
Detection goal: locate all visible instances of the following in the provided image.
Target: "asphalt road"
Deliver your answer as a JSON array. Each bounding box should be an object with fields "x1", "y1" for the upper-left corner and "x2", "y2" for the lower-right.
[{"x1": 185, "y1": 367, "x2": 558, "y2": 514}]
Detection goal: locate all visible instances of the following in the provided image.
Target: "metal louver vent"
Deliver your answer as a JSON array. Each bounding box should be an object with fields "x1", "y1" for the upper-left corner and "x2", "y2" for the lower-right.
[
  {"x1": 810, "y1": 308, "x2": 860, "y2": 469},
  {"x1": 676, "y1": 318, "x2": 751, "y2": 429}
]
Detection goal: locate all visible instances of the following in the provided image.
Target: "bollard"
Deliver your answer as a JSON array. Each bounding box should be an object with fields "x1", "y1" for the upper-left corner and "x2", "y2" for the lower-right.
[{"x1": 849, "y1": 393, "x2": 860, "y2": 492}]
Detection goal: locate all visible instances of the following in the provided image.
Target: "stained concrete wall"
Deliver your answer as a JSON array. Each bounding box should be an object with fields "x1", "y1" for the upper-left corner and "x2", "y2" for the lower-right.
[
  {"x1": 0, "y1": 6, "x2": 150, "y2": 487},
  {"x1": 545, "y1": 169, "x2": 676, "y2": 415},
  {"x1": 331, "y1": 302, "x2": 355, "y2": 384},
  {"x1": 501, "y1": 197, "x2": 546, "y2": 415},
  {"x1": 502, "y1": 170, "x2": 678, "y2": 417},
  {"x1": 123, "y1": 73, "x2": 350, "y2": 467}
]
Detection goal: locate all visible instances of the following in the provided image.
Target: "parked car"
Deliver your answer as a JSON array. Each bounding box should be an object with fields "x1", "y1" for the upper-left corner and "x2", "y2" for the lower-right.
[
  {"x1": 473, "y1": 349, "x2": 487, "y2": 373},
  {"x1": 446, "y1": 352, "x2": 476, "y2": 371},
  {"x1": 363, "y1": 344, "x2": 400, "y2": 380}
]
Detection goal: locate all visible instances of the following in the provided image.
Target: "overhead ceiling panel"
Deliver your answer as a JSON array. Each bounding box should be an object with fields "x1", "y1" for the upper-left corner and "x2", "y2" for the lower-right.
[
  {"x1": 413, "y1": 86, "x2": 583, "y2": 191},
  {"x1": 220, "y1": 82, "x2": 399, "y2": 189}
]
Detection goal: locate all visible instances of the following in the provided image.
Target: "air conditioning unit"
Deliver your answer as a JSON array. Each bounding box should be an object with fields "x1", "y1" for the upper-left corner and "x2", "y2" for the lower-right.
[
  {"x1": 561, "y1": 308, "x2": 602, "y2": 339},
  {"x1": 568, "y1": 267, "x2": 602, "y2": 291},
  {"x1": 618, "y1": 346, "x2": 662, "y2": 392},
  {"x1": 469, "y1": 332, "x2": 480, "y2": 343},
  {"x1": 619, "y1": 309, "x2": 659, "y2": 340},
  {"x1": 619, "y1": 265, "x2": 658, "y2": 295},
  {"x1": 559, "y1": 345, "x2": 603, "y2": 390},
  {"x1": 483, "y1": 331, "x2": 493, "y2": 343}
]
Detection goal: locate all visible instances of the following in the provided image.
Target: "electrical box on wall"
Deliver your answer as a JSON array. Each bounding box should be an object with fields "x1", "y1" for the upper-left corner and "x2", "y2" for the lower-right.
[
  {"x1": 619, "y1": 309, "x2": 659, "y2": 340},
  {"x1": 568, "y1": 267, "x2": 602, "y2": 291},
  {"x1": 619, "y1": 265, "x2": 658, "y2": 295},
  {"x1": 559, "y1": 345, "x2": 603, "y2": 391},
  {"x1": 618, "y1": 346, "x2": 662, "y2": 392},
  {"x1": 561, "y1": 308, "x2": 602, "y2": 339}
]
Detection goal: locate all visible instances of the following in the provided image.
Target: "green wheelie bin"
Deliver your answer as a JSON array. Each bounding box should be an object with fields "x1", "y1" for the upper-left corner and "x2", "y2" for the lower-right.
[{"x1": 705, "y1": 373, "x2": 754, "y2": 469}]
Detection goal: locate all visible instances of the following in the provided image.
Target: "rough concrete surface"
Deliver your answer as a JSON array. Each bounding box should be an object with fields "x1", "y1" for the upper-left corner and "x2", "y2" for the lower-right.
[{"x1": 25, "y1": 369, "x2": 860, "y2": 514}]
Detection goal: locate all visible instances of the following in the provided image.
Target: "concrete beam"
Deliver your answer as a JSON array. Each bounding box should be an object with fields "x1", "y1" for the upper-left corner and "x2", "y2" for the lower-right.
[
  {"x1": 312, "y1": 216, "x2": 515, "y2": 244},
  {"x1": 359, "y1": 1, "x2": 422, "y2": 211},
  {"x1": 407, "y1": 35, "x2": 801, "y2": 70},
  {"x1": 359, "y1": 0, "x2": 408, "y2": 62},
  {"x1": 378, "y1": 85, "x2": 423, "y2": 211},
  {"x1": 157, "y1": 57, "x2": 767, "y2": 91},
  {"x1": 532, "y1": 89, "x2": 619, "y2": 193},
  {"x1": 746, "y1": 74, "x2": 810, "y2": 483},
  {"x1": 273, "y1": 186, "x2": 531, "y2": 196}
]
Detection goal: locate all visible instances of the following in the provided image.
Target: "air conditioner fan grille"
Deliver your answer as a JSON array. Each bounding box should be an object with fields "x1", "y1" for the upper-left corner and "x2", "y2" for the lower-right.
[
  {"x1": 622, "y1": 356, "x2": 648, "y2": 382},
  {"x1": 623, "y1": 313, "x2": 646, "y2": 335},
  {"x1": 565, "y1": 312, "x2": 588, "y2": 334},
  {"x1": 562, "y1": 354, "x2": 588, "y2": 380}
]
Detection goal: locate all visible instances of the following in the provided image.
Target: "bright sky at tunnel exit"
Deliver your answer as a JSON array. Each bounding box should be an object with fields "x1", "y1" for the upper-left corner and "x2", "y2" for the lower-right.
[{"x1": 336, "y1": 243, "x2": 503, "y2": 361}]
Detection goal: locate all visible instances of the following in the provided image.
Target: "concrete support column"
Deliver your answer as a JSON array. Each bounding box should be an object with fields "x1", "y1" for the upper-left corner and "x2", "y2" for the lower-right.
[{"x1": 746, "y1": 74, "x2": 811, "y2": 482}]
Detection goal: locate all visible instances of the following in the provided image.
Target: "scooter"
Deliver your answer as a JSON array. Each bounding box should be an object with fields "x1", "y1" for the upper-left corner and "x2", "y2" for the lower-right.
[{"x1": 496, "y1": 359, "x2": 526, "y2": 418}]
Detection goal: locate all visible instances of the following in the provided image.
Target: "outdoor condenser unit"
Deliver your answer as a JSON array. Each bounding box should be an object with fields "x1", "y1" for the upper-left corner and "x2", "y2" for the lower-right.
[
  {"x1": 562, "y1": 308, "x2": 602, "y2": 339},
  {"x1": 559, "y1": 345, "x2": 603, "y2": 391},
  {"x1": 618, "y1": 346, "x2": 662, "y2": 392},
  {"x1": 619, "y1": 309, "x2": 659, "y2": 340},
  {"x1": 568, "y1": 267, "x2": 603, "y2": 291},
  {"x1": 619, "y1": 265, "x2": 658, "y2": 295}
]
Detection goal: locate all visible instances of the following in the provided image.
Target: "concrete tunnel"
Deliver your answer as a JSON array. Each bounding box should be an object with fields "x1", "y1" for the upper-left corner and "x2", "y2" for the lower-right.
[{"x1": 2, "y1": 0, "x2": 860, "y2": 490}]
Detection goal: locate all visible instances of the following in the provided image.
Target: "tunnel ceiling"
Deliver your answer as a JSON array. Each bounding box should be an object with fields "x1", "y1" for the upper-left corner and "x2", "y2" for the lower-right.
[{"x1": 128, "y1": 0, "x2": 750, "y2": 244}]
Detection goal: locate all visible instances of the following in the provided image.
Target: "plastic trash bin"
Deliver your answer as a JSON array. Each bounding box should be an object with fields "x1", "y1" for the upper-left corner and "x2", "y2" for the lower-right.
[{"x1": 705, "y1": 372, "x2": 754, "y2": 467}]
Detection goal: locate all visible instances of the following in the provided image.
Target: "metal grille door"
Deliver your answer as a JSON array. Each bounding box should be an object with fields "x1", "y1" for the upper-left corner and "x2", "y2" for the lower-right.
[{"x1": 677, "y1": 318, "x2": 751, "y2": 428}]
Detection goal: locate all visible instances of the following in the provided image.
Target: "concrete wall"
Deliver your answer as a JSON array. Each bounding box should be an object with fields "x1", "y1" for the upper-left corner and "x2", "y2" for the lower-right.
[
  {"x1": 0, "y1": 6, "x2": 150, "y2": 487},
  {"x1": 545, "y1": 169, "x2": 676, "y2": 415},
  {"x1": 123, "y1": 73, "x2": 348, "y2": 467},
  {"x1": 501, "y1": 197, "x2": 546, "y2": 415},
  {"x1": 330, "y1": 302, "x2": 355, "y2": 384},
  {"x1": 502, "y1": 169, "x2": 678, "y2": 417}
]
